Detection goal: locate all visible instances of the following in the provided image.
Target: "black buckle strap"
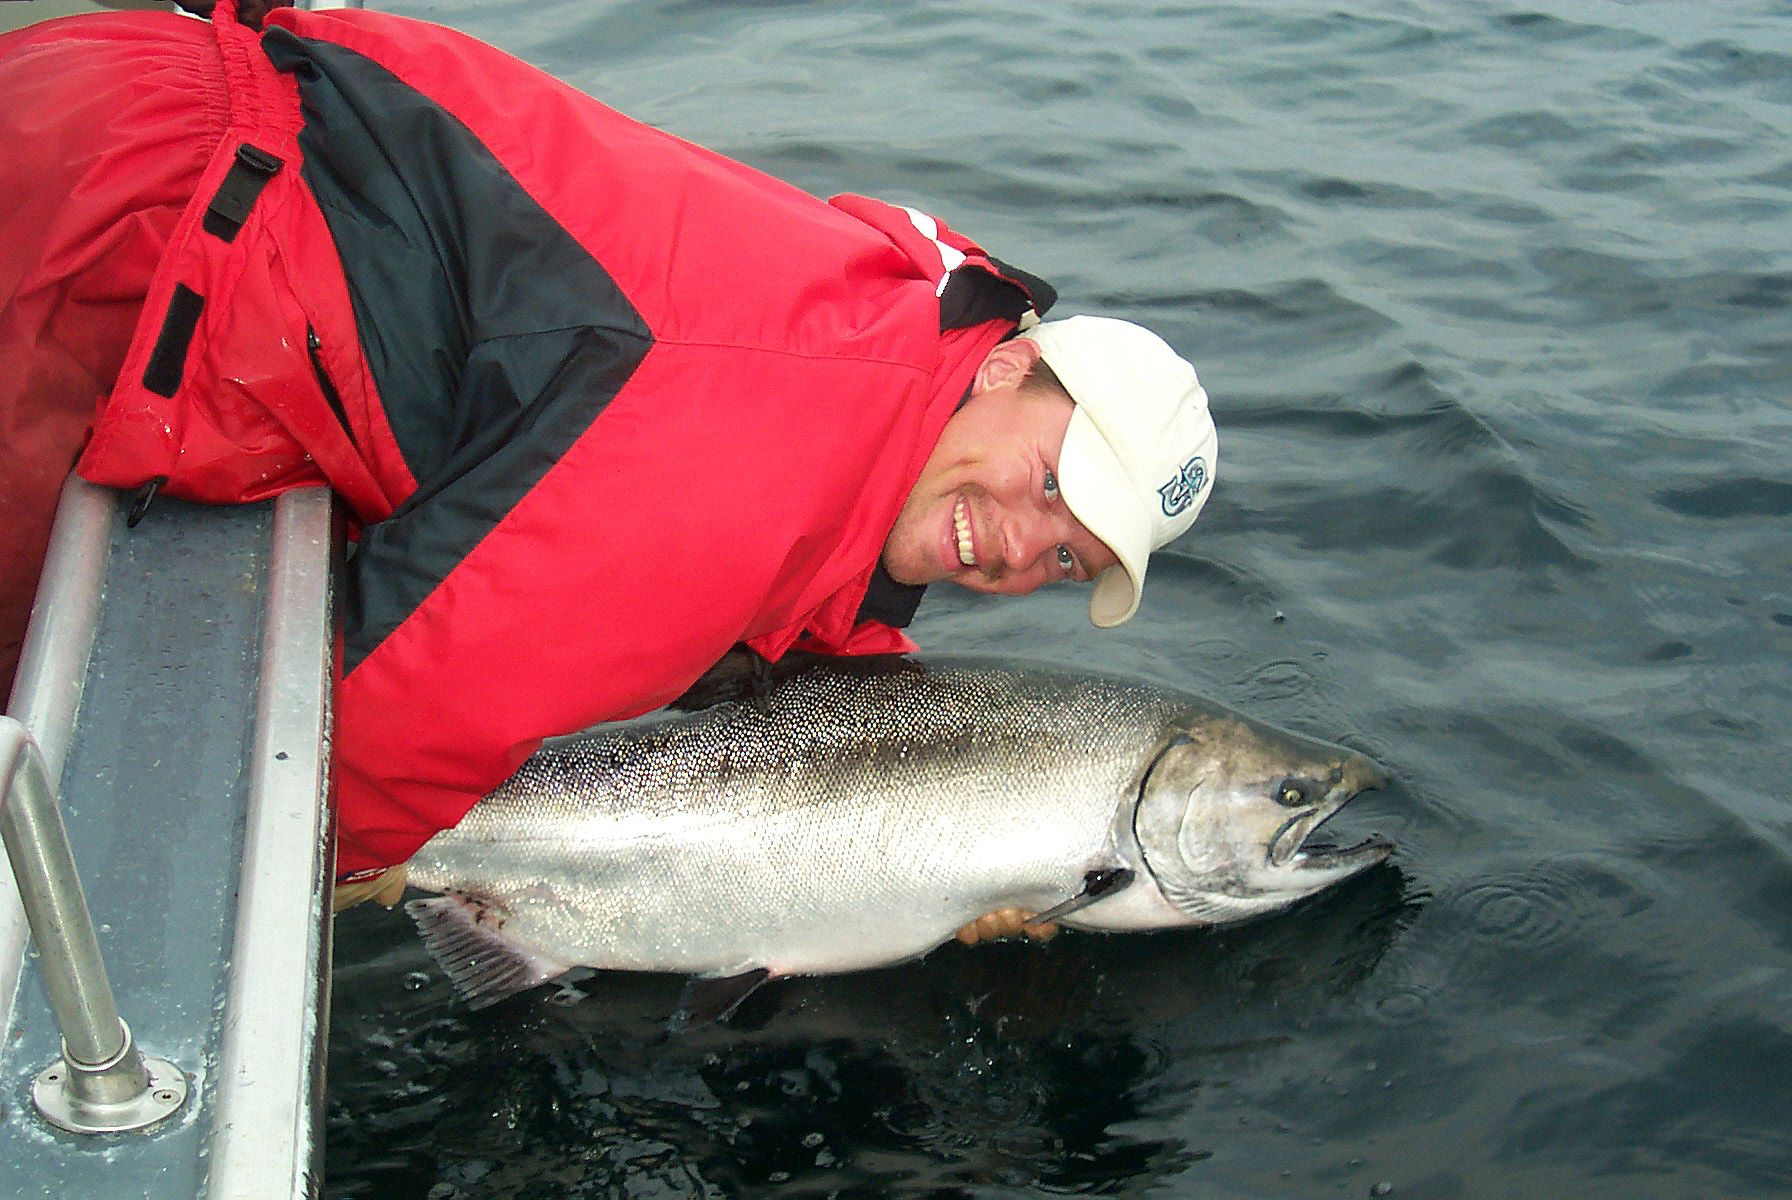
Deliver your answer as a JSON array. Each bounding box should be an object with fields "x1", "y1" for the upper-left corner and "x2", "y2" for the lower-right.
[{"x1": 202, "y1": 143, "x2": 284, "y2": 243}]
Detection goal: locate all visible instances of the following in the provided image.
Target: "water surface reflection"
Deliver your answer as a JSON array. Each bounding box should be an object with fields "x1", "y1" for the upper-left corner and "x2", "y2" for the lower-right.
[{"x1": 328, "y1": 864, "x2": 1414, "y2": 1196}]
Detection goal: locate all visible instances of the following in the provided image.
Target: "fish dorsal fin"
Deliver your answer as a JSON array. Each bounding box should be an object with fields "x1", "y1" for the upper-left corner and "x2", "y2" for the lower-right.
[
  {"x1": 405, "y1": 896, "x2": 572, "y2": 1010},
  {"x1": 669, "y1": 967, "x2": 773, "y2": 1035}
]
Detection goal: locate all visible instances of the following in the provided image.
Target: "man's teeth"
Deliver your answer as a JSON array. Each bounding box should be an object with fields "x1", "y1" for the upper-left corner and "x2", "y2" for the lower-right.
[{"x1": 954, "y1": 499, "x2": 975, "y2": 567}]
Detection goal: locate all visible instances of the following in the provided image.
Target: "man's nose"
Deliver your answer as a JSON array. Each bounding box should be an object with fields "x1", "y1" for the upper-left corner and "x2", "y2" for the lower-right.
[{"x1": 1001, "y1": 515, "x2": 1059, "y2": 579}]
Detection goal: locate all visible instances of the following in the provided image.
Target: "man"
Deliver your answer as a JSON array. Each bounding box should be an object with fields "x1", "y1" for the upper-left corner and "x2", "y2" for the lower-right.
[{"x1": 0, "y1": 3, "x2": 1217, "y2": 922}]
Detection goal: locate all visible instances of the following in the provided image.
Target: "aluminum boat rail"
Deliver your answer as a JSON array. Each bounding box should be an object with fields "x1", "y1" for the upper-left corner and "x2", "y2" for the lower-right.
[{"x1": 0, "y1": 476, "x2": 337, "y2": 1199}]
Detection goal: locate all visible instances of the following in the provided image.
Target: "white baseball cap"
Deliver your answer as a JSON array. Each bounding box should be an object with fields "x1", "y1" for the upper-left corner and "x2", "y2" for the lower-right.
[{"x1": 1018, "y1": 315, "x2": 1218, "y2": 627}]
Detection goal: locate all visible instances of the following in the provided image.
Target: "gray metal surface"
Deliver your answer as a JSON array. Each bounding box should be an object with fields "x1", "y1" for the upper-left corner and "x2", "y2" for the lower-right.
[
  {"x1": 205, "y1": 489, "x2": 334, "y2": 1200},
  {"x1": 0, "y1": 484, "x2": 334, "y2": 1198}
]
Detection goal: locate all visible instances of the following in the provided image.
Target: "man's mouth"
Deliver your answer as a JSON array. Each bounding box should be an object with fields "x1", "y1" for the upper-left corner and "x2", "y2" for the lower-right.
[{"x1": 953, "y1": 497, "x2": 976, "y2": 567}]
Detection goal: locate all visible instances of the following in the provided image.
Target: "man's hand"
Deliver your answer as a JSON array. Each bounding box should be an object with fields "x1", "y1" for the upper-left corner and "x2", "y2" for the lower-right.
[
  {"x1": 955, "y1": 907, "x2": 1059, "y2": 946},
  {"x1": 331, "y1": 863, "x2": 408, "y2": 914}
]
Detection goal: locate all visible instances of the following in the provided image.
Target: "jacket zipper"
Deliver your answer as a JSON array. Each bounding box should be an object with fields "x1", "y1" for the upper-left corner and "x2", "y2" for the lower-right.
[{"x1": 306, "y1": 325, "x2": 356, "y2": 445}]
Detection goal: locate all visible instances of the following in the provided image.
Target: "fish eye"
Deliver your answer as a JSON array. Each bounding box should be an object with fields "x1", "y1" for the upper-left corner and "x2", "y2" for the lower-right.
[
  {"x1": 1043, "y1": 468, "x2": 1061, "y2": 501},
  {"x1": 1275, "y1": 778, "x2": 1311, "y2": 808}
]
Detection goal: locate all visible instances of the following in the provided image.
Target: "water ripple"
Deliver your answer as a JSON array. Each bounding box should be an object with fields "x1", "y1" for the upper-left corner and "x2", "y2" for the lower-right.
[
  {"x1": 1225, "y1": 358, "x2": 1594, "y2": 571},
  {"x1": 1425, "y1": 856, "x2": 1655, "y2": 986},
  {"x1": 1655, "y1": 476, "x2": 1792, "y2": 521},
  {"x1": 1232, "y1": 657, "x2": 1318, "y2": 705},
  {"x1": 1454, "y1": 874, "x2": 1581, "y2": 949}
]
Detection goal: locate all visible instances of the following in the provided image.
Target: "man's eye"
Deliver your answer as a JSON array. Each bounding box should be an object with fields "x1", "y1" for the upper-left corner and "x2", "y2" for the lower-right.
[
  {"x1": 1043, "y1": 469, "x2": 1060, "y2": 501},
  {"x1": 1056, "y1": 544, "x2": 1075, "y2": 575}
]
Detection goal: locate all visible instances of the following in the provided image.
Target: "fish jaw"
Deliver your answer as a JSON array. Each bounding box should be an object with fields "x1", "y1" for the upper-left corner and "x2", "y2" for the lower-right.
[{"x1": 1285, "y1": 830, "x2": 1396, "y2": 881}]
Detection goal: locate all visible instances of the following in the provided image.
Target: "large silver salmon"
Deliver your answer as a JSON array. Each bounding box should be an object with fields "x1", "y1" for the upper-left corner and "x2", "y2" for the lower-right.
[{"x1": 406, "y1": 655, "x2": 1391, "y2": 1013}]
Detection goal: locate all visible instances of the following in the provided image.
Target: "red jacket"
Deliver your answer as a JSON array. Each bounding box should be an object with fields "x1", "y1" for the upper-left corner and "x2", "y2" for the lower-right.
[{"x1": 74, "y1": 6, "x2": 1052, "y2": 873}]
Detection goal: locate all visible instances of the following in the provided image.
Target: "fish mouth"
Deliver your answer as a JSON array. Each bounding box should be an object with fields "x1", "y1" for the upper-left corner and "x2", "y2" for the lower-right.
[
  {"x1": 1268, "y1": 791, "x2": 1393, "y2": 876},
  {"x1": 1289, "y1": 832, "x2": 1395, "y2": 874}
]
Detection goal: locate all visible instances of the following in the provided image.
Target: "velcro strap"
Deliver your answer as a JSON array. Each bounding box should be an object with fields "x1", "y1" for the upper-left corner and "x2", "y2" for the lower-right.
[
  {"x1": 202, "y1": 143, "x2": 285, "y2": 242},
  {"x1": 142, "y1": 284, "x2": 206, "y2": 399}
]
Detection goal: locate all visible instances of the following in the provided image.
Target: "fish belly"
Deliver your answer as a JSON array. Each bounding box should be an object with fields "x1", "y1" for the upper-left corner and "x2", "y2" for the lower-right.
[{"x1": 413, "y1": 784, "x2": 1112, "y2": 977}]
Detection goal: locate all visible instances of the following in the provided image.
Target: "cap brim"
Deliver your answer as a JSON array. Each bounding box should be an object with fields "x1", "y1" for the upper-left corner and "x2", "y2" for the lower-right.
[{"x1": 1057, "y1": 408, "x2": 1153, "y2": 628}]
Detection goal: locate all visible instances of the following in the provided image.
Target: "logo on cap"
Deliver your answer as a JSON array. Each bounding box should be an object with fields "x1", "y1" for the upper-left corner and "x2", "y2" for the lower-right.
[{"x1": 1157, "y1": 456, "x2": 1209, "y2": 518}]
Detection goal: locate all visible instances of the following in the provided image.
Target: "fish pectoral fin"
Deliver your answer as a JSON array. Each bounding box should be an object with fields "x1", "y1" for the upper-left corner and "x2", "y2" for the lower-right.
[
  {"x1": 1030, "y1": 866, "x2": 1137, "y2": 925},
  {"x1": 668, "y1": 967, "x2": 773, "y2": 1035},
  {"x1": 405, "y1": 896, "x2": 572, "y2": 1011}
]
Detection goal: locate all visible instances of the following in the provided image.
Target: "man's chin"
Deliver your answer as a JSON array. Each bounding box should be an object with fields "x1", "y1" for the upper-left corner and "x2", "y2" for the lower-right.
[
  {"x1": 878, "y1": 544, "x2": 939, "y2": 588},
  {"x1": 880, "y1": 518, "x2": 958, "y2": 587}
]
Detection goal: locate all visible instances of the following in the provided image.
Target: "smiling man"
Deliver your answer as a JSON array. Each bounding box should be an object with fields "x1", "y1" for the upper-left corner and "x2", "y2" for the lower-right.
[
  {"x1": 883, "y1": 317, "x2": 1216, "y2": 623},
  {"x1": 0, "y1": 3, "x2": 1216, "y2": 907}
]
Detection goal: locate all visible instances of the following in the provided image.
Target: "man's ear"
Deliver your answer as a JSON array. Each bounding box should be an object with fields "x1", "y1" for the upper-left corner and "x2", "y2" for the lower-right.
[{"x1": 969, "y1": 337, "x2": 1044, "y2": 396}]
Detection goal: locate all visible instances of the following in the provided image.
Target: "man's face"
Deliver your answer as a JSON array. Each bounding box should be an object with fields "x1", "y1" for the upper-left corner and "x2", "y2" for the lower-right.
[{"x1": 883, "y1": 340, "x2": 1120, "y2": 595}]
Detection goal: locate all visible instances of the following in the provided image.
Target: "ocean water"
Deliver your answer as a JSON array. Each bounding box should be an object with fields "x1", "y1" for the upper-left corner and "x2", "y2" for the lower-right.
[{"x1": 325, "y1": 2, "x2": 1792, "y2": 1196}]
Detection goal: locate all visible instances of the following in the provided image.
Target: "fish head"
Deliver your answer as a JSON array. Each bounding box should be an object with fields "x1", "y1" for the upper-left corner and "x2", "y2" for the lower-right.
[{"x1": 1131, "y1": 706, "x2": 1392, "y2": 926}]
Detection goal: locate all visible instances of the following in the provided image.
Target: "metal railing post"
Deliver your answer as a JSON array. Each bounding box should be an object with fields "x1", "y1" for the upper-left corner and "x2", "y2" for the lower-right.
[{"x1": 0, "y1": 717, "x2": 187, "y2": 1134}]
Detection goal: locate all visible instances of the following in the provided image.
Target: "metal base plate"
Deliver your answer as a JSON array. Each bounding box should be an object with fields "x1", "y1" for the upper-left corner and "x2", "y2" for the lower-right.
[{"x1": 33, "y1": 1054, "x2": 187, "y2": 1135}]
